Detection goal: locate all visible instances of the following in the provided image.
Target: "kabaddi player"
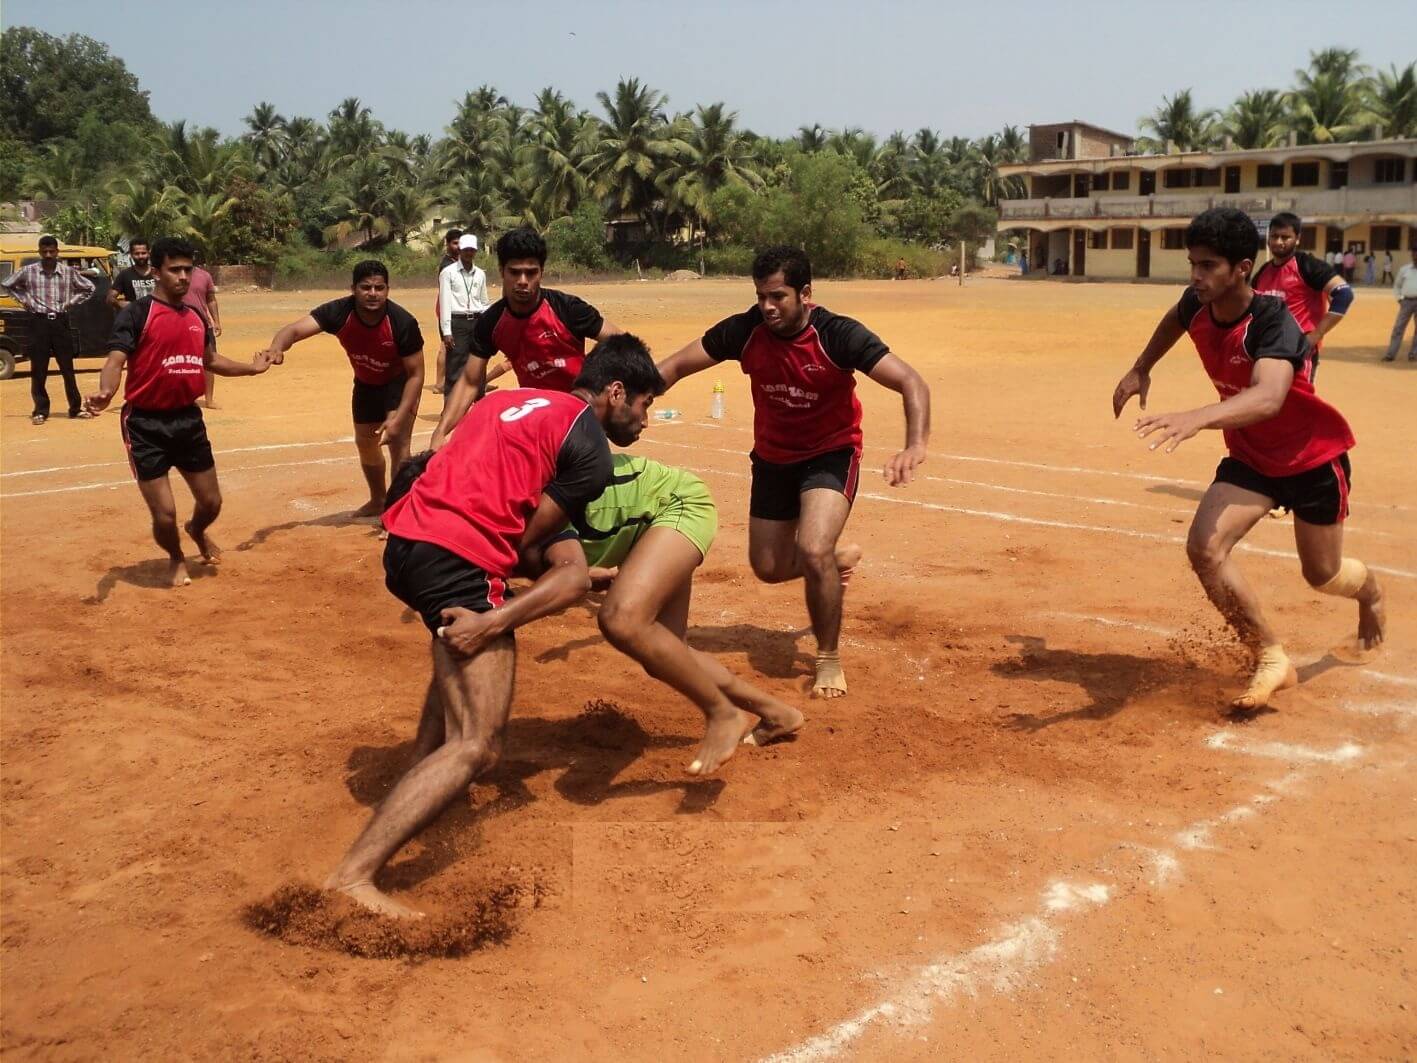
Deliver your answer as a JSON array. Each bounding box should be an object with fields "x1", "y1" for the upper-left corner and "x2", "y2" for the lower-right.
[
  {"x1": 260, "y1": 261, "x2": 424, "y2": 517},
  {"x1": 531, "y1": 453, "x2": 805, "y2": 776},
  {"x1": 324, "y1": 336, "x2": 662, "y2": 919},
  {"x1": 85, "y1": 238, "x2": 273, "y2": 587},
  {"x1": 1112, "y1": 207, "x2": 1384, "y2": 711},
  {"x1": 432, "y1": 226, "x2": 621, "y2": 446},
  {"x1": 656, "y1": 246, "x2": 931, "y2": 699},
  {"x1": 1251, "y1": 211, "x2": 1352, "y2": 380}
]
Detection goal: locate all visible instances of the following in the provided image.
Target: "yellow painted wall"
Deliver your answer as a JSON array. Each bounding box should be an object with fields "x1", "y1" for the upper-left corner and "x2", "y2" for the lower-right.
[
  {"x1": 1150, "y1": 246, "x2": 1191, "y2": 280},
  {"x1": 1086, "y1": 247, "x2": 1137, "y2": 278}
]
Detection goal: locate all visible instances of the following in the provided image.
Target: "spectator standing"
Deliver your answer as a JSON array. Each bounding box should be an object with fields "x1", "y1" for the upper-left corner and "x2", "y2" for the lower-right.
[
  {"x1": 0, "y1": 234, "x2": 95, "y2": 424},
  {"x1": 1342, "y1": 247, "x2": 1356, "y2": 282},
  {"x1": 1363, "y1": 253, "x2": 1375, "y2": 285},
  {"x1": 1382, "y1": 247, "x2": 1417, "y2": 362},
  {"x1": 438, "y1": 234, "x2": 491, "y2": 396},
  {"x1": 1381, "y1": 251, "x2": 1394, "y2": 285},
  {"x1": 184, "y1": 262, "x2": 222, "y2": 408},
  {"x1": 108, "y1": 237, "x2": 158, "y2": 308}
]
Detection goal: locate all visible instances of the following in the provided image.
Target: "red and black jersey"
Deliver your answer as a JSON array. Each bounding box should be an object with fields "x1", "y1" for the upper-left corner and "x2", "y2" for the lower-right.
[
  {"x1": 1251, "y1": 251, "x2": 1336, "y2": 336},
  {"x1": 382, "y1": 389, "x2": 612, "y2": 578},
  {"x1": 1176, "y1": 288, "x2": 1353, "y2": 477},
  {"x1": 470, "y1": 289, "x2": 604, "y2": 392},
  {"x1": 310, "y1": 296, "x2": 424, "y2": 385},
  {"x1": 108, "y1": 296, "x2": 212, "y2": 410},
  {"x1": 702, "y1": 304, "x2": 889, "y2": 464}
]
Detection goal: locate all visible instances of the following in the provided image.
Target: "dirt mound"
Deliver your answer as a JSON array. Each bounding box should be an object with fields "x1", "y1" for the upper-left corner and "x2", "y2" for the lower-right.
[
  {"x1": 243, "y1": 882, "x2": 521, "y2": 959},
  {"x1": 562, "y1": 698, "x2": 646, "y2": 749},
  {"x1": 665, "y1": 269, "x2": 700, "y2": 282}
]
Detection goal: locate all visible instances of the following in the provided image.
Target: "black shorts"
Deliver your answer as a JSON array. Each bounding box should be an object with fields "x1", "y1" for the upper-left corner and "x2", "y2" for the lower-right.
[
  {"x1": 383, "y1": 534, "x2": 511, "y2": 633},
  {"x1": 749, "y1": 446, "x2": 862, "y2": 521},
  {"x1": 352, "y1": 376, "x2": 407, "y2": 425},
  {"x1": 121, "y1": 404, "x2": 214, "y2": 482},
  {"x1": 1214, "y1": 453, "x2": 1352, "y2": 526}
]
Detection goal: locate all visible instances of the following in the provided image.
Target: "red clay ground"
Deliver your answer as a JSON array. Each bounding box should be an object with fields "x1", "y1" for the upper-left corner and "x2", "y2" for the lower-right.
[{"x1": 2, "y1": 277, "x2": 1414, "y2": 1060}]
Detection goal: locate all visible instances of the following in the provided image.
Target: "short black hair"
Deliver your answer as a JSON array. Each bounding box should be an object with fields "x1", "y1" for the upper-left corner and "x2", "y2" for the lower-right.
[
  {"x1": 752, "y1": 245, "x2": 812, "y2": 291},
  {"x1": 444, "y1": 228, "x2": 463, "y2": 244},
  {"x1": 351, "y1": 259, "x2": 389, "y2": 285},
  {"x1": 1184, "y1": 207, "x2": 1259, "y2": 267},
  {"x1": 150, "y1": 237, "x2": 196, "y2": 267},
  {"x1": 496, "y1": 226, "x2": 547, "y2": 267},
  {"x1": 572, "y1": 333, "x2": 664, "y2": 398},
  {"x1": 129, "y1": 237, "x2": 149, "y2": 251},
  {"x1": 1270, "y1": 211, "x2": 1302, "y2": 236},
  {"x1": 38, "y1": 234, "x2": 58, "y2": 249}
]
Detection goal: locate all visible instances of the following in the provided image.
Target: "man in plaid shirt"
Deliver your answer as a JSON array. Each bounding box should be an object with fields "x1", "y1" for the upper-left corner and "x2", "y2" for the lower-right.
[{"x1": 1, "y1": 234, "x2": 97, "y2": 424}]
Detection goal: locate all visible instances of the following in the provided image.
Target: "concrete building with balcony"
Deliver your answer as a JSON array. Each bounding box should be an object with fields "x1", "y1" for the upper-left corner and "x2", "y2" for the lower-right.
[{"x1": 997, "y1": 121, "x2": 1417, "y2": 281}]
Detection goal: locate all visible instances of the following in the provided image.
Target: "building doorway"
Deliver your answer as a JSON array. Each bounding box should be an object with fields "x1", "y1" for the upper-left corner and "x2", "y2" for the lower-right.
[
  {"x1": 1140, "y1": 170, "x2": 1156, "y2": 196},
  {"x1": 1072, "y1": 230, "x2": 1087, "y2": 275},
  {"x1": 1224, "y1": 166, "x2": 1240, "y2": 194},
  {"x1": 1137, "y1": 229, "x2": 1151, "y2": 278}
]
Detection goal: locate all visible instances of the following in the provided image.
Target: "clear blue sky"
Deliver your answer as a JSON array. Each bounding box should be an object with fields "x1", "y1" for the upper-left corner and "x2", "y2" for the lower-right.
[{"x1": 6, "y1": 0, "x2": 1413, "y2": 141}]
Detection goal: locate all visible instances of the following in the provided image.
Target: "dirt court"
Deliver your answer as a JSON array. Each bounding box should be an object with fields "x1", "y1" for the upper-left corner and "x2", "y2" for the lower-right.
[{"x1": 2, "y1": 274, "x2": 1414, "y2": 1061}]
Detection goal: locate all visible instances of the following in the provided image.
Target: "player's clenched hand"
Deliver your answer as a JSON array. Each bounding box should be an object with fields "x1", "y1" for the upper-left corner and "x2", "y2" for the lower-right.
[
  {"x1": 883, "y1": 444, "x2": 926, "y2": 487},
  {"x1": 378, "y1": 412, "x2": 407, "y2": 445},
  {"x1": 588, "y1": 566, "x2": 618, "y2": 591},
  {"x1": 1112, "y1": 367, "x2": 1150, "y2": 418},
  {"x1": 250, "y1": 351, "x2": 274, "y2": 373},
  {"x1": 1134, "y1": 409, "x2": 1205, "y2": 454},
  {"x1": 256, "y1": 347, "x2": 285, "y2": 366},
  {"x1": 85, "y1": 389, "x2": 115, "y2": 415},
  {"x1": 437, "y1": 606, "x2": 504, "y2": 656}
]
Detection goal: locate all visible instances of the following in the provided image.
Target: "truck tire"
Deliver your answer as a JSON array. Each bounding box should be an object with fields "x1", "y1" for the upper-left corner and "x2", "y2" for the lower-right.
[{"x1": 0, "y1": 341, "x2": 17, "y2": 381}]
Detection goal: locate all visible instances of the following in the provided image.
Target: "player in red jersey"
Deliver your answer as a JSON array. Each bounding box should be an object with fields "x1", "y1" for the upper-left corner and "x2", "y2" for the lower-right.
[
  {"x1": 431, "y1": 226, "x2": 621, "y2": 446},
  {"x1": 656, "y1": 246, "x2": 931, "y2": 699},
  {"x1": 85, "y1": 238, "x2": 273, "y2": 587},
  {"x1": 260, "y1": 261, "x2": 425, "y2": 517},
  {"x1": 1251, "y1": 211, "x2": 1353, "y2": 381},
  {"x1": 1113, "y1": 208, "x2": 1384, "y2": 713},
  {"x1": 323, "y1": 337, "x2": 663, "y2": 919}
]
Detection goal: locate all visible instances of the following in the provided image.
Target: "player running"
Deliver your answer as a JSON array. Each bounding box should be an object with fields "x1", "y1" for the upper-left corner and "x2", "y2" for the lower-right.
[
  {"x1": 1113, "y1": 207, "x2": 1384, "y2": 712},
  {"x1": 656, "y1": 246, "x2": 931, "y2": 699},
  {"x1": 432, "y1": 226, "x2": 621, "y2": 446},
  {"x1": 1251, "y1": 212, "x2": 1352, "y2": 381},
  {"x1": 323, "y1": 336, "x2": 661, "y2": 919},
  {"x1": 260, "y1": 261, "x2": 425, "y2": 517},
  {"x1": 85, "y1": 238, "x2": 272, "y2": 587}
]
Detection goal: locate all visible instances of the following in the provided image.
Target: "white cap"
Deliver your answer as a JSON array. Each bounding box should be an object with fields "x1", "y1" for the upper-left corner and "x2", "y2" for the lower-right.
[{"x1": 458, "y1": 234, "x2": 479, "y2": 251}]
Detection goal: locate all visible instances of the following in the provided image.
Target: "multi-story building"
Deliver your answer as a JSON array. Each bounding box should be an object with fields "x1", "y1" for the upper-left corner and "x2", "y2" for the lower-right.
[{"x1": 997, "y1": 120, "x2": 1417, "y2": 281}]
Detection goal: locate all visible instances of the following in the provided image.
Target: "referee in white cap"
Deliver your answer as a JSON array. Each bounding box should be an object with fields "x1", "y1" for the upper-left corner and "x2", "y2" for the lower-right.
[{"x1": 438, "y1": 233, "x2": 491, "y2": 394}]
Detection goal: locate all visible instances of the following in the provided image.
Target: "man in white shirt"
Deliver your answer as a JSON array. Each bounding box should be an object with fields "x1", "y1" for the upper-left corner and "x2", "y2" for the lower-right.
[
  {"x1": 1382, "y1": 247, "x2": 1417, "y2": 362},
  {"x1": 439, "y1": 234, "x2": 491, "y2": 394}
]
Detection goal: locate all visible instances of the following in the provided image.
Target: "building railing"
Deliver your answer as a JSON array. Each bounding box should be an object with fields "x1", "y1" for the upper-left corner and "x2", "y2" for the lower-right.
[{"x1": 999, "y1": 184, "x2": 1417, "y2": 222}]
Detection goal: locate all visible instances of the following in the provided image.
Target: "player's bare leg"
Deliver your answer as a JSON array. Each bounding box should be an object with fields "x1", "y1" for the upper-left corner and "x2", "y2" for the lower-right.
[
  {"x1": 179, "y1": 466, "x2": 223, "y2": 565},
  {"x1": 409, "y1": 679, "x2": 444, "y2": 763},
  {"x1": 1292, "y1": 515, "x2": 1385, "y2": 652},
  {"x1": 325, "y1": 636, "x2": 515, "y2": 918},
  {"x1": 1186, "y1": 482, "x2": 1295, "y2": 709},
  {"x1": 136, "y1": 476, "x2": 192, "y2": 587},
  {"x1": 352, "y1": 422, "x2": 387, "y2": 518}
]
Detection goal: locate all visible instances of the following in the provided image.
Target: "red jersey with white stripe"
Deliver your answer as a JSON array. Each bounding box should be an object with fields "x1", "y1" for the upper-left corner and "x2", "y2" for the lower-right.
[
  {"x1": 471, "y1": 289, "x2": 604, "y2": 391},
  {"x1": 382, "y1": 389, "x2": 612, "y2": 577},
  {"x1": 1176, "y1": 288, "x2": 1353, "y2": 477},
  {"x1": 1251, "y1": 251, "x2": 1334, "y2": 335},
  {"x1": 108, "y1": 296, "x2": 211, "y2": 410},
  {"x1": 702, "y1": 304, "x2": 889, "y2": 464},
  {"x1": 310, "y1": 296, "x2": 423, "y2": 385}
]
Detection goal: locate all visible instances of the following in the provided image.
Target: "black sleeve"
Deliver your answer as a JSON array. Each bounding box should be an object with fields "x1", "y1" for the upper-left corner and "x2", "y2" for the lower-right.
[
  {"x1": 700, "y1": 307, "x2": 761, "y2": 362},
  {"x1": 388, "y1": 302, "x2": 424, "y2": 356},
  {"x1": 107, "y1": 299, "x2": 150, "y2": 354},
  {"x1": 1175, "y1": 287, "x2": 1203, "y2": 330},
  {"x1": 544, "y1": 289, "x2": 604, "y2": 340},
  {"x1": 545, "y1": 408, "x2": 613, "y2": 521},
  {"x1": 1244, "y1": 297, "x2": 1307, "y2": 371},
  {"x1": 468, "y1": 302, "x2": 503, "y2": 359},
  {"x1": 309, "y1": 297, "x2": 352, "y2": 334},
  {"x1": 813, "y1": 309, "x2": 891, "y2": 372},
  {"x1": 113, "y1": 268, "x2": 136, "y2": 303},
  {"x1": 1296, "y1": 252, "x2": 1337, "y2": 292}
]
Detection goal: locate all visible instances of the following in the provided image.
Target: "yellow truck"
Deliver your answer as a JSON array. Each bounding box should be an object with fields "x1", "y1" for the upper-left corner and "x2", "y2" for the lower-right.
[{"x1": 0, "y1": 239, "x2": 117, "y2": 379}]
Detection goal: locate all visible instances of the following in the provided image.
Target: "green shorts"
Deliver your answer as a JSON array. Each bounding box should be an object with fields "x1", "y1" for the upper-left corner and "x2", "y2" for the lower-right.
[{"x1": 576, "y1": 455, "x2": 718, "y2": 569}]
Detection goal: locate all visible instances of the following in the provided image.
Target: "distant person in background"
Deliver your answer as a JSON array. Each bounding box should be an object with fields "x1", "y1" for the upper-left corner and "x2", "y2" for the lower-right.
[
  {"x1": 1382, "y1": 246, "x2": 1417, "y2": 363},
  {"x1": 185, "y1": 260, "x2": 222, "y2": 409},
  {"x1": 1381, "y1": 251, "x2": 1394, "y2": 285},
  {"x1": 0, "y1": 234, "x2": 95, "y2": 424},
  {"x1": 1052, "y1": 258, "x2": 1067, "y2": 275},
  {"x1": 1018, "y1": 250, "x2": 1028, "y2": 274},
  {"x1": 438, "y1": 233, "x2": 493, "y2": 397},
  {"x1": 432, "y1": 227, "x2": 462, "y2": 394},
  {"x1": 894, "y1": 257, "x2": 907, "y2": 281},
  {"x1": 108, "y1": 237, "x2": 157, "y2": 309},
  {"x1": 1363, "y1": 253, "x2": 1375, "y2": 286},
  {"x1": 1341, "y1": 247, "x2": 1356, "y2": 282}
]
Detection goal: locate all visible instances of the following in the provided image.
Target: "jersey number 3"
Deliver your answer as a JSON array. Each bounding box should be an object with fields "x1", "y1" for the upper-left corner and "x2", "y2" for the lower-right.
[{"x1": 499, "y1": 397, "x2": 552, "y2": 422}]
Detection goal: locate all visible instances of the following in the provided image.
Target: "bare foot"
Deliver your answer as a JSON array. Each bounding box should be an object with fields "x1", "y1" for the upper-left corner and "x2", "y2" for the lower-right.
[
  {"x1": 812, "y1": 651, "x2": 847, "y2": 699},
  {"x1": 1231, "y1": 644, "x2": 1297, "y2": 711},
  {"x1": 165, "y1": 557, "x2": 192, "y2": 588},
  {"x1": 1358, "y1": 575, "x2": 1385, "y2": 652},
  {"x1": 352, "y1": 499, "x2": 384, "y2": 520},
  {"x1": 836, "y1": 543, "x2": 863, "y2": 587},
  {"x1": 743, "y1": 704, "x2": 805, "y2": 746},
  {"x1": 326, "y1": 879, "x2": 424, "y2": 920},
  {"x1": 184, "y1": 521, "x2": 221, "y2": 565},
  {"x1": 687, "y1": 710, "x2": 754, "y2": 776}
]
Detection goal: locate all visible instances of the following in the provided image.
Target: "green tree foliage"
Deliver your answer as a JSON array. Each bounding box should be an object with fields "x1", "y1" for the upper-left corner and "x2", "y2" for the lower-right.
[{"x1": 0, "y1": 28, "x2": 154, "y2": 143}]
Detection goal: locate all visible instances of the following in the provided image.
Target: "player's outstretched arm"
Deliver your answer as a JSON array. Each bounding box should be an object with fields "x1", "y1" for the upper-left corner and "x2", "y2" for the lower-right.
[
  {"x1": 85, "y1": 350, "x2": 129, "y2": 415},
  {"x1": 207, "y1": 344, "x2": 273, "y2": 377},
  {"x1": 1113, "y1": 306, "x2": 1184, "y2": 418},
  {"x1": 260, "y1": 315, "x2": 322, "y2": 365},
  {"x1": 656, "y1": 339, "x2": 717, "y2": 389},
  {"x1": 1134, "y1": 358, "x2": 1292, "y2": 454},
  {"x1": 867, "y1": 353, "x2": 931, "y2": 486}
]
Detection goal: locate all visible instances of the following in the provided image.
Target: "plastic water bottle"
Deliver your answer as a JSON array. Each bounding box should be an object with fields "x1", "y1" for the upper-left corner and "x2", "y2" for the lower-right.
[
  {"x1": 654, "y1": 408, "x2": 680, "y2": 422},
  {"x1": 709, "y1": 379, "x2": 725, "y2": 420}
]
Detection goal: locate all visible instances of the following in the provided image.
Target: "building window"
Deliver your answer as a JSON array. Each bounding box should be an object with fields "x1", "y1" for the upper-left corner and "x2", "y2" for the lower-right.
[
  {"x1": 1163, "y1": 168, "x2": 1194, "y2": 189},
  {"x1": 1257, "y1": 164, "x2": 1285, "y2": 188},
  {"x1": 1297, "y1": 227, "x2": 1318, "y2": 251},
  {"x1": 1161, "y1": 228, "x2": 1186, "y2": 250},
  {"x1": 1290, "y1": 162, "x2": 1320, "y2": 187},
  {"x1": 1093, "y1": 172, "x2": 1110, "y2": 192},
  {"x1": 1112, "y1": 171, "x2": 1130, "y2": 191},
  {"x1": 1195, "y1": 168, "x2": 1221, "y2": 188},
  {"x1": 1372, "y1": 225, "x2": 1403, "y2": 251},
  {"x1": 1374, "y1": 157, "x2": 1408, "y2": 183},
  {"x1": 1089, "y1": 231, "x2": 1108, "y2": 249},
  {"x1": 1110, "y1": 228, "x2": 1135, "y2": 250}
]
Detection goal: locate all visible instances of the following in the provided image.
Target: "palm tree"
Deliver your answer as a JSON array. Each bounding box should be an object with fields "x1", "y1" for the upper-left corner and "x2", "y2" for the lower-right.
[
  {"x1": 1287, "y1": 71, "x2": 1366, "y2": 143},
  {"x1": 1301, "y1": 47, "x2": 1364, "y2": 85},
  {"x1": 588, "y1": 78, "x2": 689, "y2": 233},
  {"x1": 1361, "y1": 62, "x2": 1417, "y2": 138},
  {"x1": 658, "y1": 102, "x2": 764, "y2": 238},
  {"x1": 323, "y1": 156, "x2": 392, "y2": 246},
  {"x1": 910, "y1": 129, "x2": 949, "y2": 196},
  {"x1": 243, "y1": 102, "x2": 288, "y2": 172},
  {"x1": 972, "y1": 134, "x2": 1023, "y2": 205},
  {"x1": 383, "y1": 184, "x2": 437, "y2": 245},
  {"x1": 327, "y1": 97, "x2": 381, "y2": 159},
  {"x1": 22, "y1": 142, "x2": 85, "y2": 199},
  {"x1": 450, "y1": 167, "x2": 512, "y2": 236},
  {"x1": 795, "y1": 124, "x2": 827, "y2": 152},
  {"x1": 871, "y1": 131, "x2": 913, "y2": 201},
  {"x1": 178, "y1": 190, "x2": 237, "y2": 262},
  {"x1": 826, "y1": 127, "x2": 877, "y2": 169},
  {"x1": 524, "y1": 88, "x2": 591, "y2": 219},
  {"x1": 1222, "y1": 89, "x2": 1288, "y2": 149},
  {"x1": 110, "y1": 178, "x2": 181, "y2": 240},
  {"x1": 1140, "y1": 89, "x2": 1218, "y2": 151}
]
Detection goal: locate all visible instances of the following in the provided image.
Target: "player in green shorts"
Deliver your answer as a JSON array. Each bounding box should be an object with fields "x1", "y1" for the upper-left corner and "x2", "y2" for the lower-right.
[{"x1": 542, "y1": 454, "x2": 804, "y2": 775}]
